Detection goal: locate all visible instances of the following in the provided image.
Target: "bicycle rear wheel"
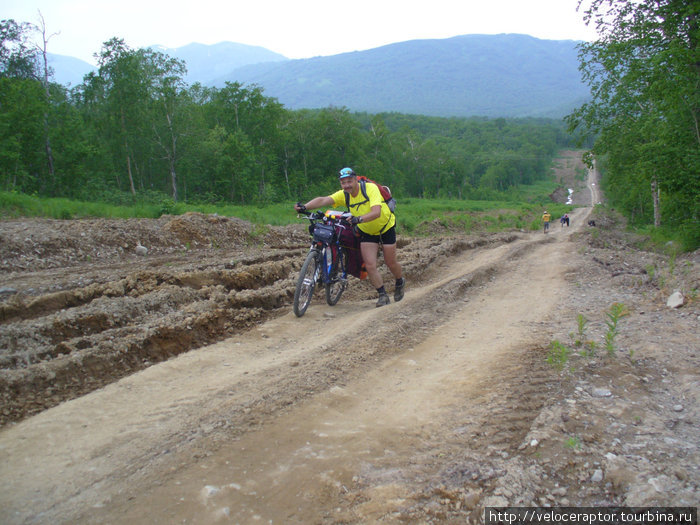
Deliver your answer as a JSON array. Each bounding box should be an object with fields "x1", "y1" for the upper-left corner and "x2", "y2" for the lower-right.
[
  {"x1": 325, "y1": 247, "x2": 346, "y2": 306},
  {"x1": 294, "y1": 250, "x2": 320, "y2": 317}
]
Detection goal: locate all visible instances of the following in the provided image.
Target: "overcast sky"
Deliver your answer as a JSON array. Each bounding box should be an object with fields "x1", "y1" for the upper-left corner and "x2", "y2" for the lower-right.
[{"x1": 4, "y1": 0, "x2": 598, "y2": 65}]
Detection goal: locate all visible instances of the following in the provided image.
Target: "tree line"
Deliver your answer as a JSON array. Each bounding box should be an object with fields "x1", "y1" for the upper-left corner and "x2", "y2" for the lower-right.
[
  {"x1": 568, "y1": 0, "x2": 699, "y2": 248},
  {"x1": 0, "y1": 20, "x2": 573, "y2": 209}
]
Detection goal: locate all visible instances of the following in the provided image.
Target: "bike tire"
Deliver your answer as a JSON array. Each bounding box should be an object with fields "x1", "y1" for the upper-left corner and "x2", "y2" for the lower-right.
[
  {"x1": 325, "y1": 247, "x2": 346, "y2": 306},
  {"x1": 294, "y1": 250, "x2": 320, "y2": 317}
]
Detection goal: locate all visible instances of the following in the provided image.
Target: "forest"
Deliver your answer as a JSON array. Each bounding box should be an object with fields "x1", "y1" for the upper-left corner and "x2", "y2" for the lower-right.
[
  {"x1": 0, "y1": 29, "x2": 573, "y2": 206},
  {"x1": 1, "y1": 0, "x2": 699, "y2": 250}
]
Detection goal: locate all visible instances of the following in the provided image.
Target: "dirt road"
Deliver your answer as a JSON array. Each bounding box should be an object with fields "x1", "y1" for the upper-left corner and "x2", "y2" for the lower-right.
[{"x1": 1, "y1": 155, "x2": 698, "y2": 524}]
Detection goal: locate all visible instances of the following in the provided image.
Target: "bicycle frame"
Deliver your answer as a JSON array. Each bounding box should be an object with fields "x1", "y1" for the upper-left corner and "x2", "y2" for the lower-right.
[{"x1": 307, "y1": 211, "x2": 349, "y2": 283}]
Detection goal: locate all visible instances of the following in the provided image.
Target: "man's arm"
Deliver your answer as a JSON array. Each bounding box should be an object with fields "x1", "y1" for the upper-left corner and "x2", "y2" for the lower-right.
[
  {"x1": 295, "y1": 196, "x2": 334, "y2": 212},
  {"x1": 361, "y1": 204, "x2": 382, "y2": 223}
]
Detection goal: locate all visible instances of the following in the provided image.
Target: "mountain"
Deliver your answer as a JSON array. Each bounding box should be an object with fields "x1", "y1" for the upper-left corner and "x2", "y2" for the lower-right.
[
  {"x1": 48, "y1": 41, "x2": 287, "y2": 88},
  {"x1": 47, "y1": 34, "x2": 590, "y2": 119},
  {"x1": 150, "y1": 42, "x2": 288, "y2": 85},
  {"x1": 216, "y1": 34, "x2": 589, "y2": 118},
  {"x1": 47, "y1": 54, "x2": 96, "y2": 86}
]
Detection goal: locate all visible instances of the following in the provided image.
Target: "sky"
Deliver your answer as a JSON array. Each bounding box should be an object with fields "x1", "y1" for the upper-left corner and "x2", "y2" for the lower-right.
[{"x1": 3, "y1": 0, "x2": 598, "y2": 66}]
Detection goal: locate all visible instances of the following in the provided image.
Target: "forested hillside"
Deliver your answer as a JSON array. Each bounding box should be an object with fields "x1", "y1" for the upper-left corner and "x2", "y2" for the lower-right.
[
  {"x1": 48, "y1": 35, "x2": 588, "y2": 119},
  {"x1": 567, "y1": 0, "x2": 699, "y2": 249},
  {"x1": 151, "y1": 42, "x2": 288, "y2": 86},
  {"x1": 218, "y1": 34, "x2": 589, "y2": 118},
  {"x1": 0, "y1": 30, "x2": 575, "y2": 209}
]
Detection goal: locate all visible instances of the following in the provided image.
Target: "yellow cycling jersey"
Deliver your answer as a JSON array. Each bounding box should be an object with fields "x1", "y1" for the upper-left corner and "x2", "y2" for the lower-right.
[{"x1": 329, "y1": 183, "x2": 395, "y2": 235}]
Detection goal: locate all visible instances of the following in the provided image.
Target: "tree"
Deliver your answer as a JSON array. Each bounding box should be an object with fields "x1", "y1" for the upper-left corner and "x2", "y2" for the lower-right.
[
  {"x1": 0, "y1": 19, "x2": 37, "y2": 79},
  {"x1": 0, "y1": 19, "x2": 44, "y2": 193},
  {"x1": 144, "y1": 49, "x2": 187, "y2": 201},
  {"x1": 0, "y1": 77, "x2": 45, "y2": 191},
  {"x1": 34, "y1": 12, "x2": 57, "y2": 191},
  {"x1": 86, "y1": 38, "x2": 147, "y2": 195},
  {"x1": 569, "y1": 0, "x2": 700, "y2": 245},
  {"x1": 208, "y1": 82, "x2": 286, "y2": 201},
  {"x1": 79, "y1": 39, "x2": 189, "y2": 200}
]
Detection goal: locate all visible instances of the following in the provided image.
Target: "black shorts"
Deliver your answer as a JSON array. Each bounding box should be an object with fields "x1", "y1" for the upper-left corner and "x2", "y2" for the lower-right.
[{"x1": 359, "y1": 225, "x2": 396, "y2": 245}]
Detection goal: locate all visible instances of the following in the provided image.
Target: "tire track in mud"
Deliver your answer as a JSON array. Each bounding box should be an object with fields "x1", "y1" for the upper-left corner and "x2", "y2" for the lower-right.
[
  {"x1": 321, "y1": 236, "x2": 573, "y2": 523},
  {"x1": 346, "y1": 349, "x2": 567, "y2": 523},
  {"x1": 0, "y1": 233, "x2": 516, "y2": 426},
  {"x1": 0, "y1": 255, "x2": 301, "y2": 424}
]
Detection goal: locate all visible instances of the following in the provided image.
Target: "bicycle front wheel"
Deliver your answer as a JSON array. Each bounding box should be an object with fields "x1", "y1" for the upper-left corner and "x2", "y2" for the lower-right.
[
  {"x1": 325, "y1": 247, "x2": 346, "y2": 306},
  {"x1": 294, "y1": 250, "x2": 320, "y2": 317}
]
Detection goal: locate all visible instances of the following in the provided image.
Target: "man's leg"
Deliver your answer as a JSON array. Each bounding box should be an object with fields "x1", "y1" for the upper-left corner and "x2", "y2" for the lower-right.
[
  {"x1": 361, "y1": 241, "x2": 382, "y2": 288},
  {"x1": 381, "y1": 243, "x2": 402, "y2": 280},
  {"x1": 361, "y1": 241, "x2": 390, "y2": 306},
  {"x1": 381, "y1": 243, "x2": 405, "y2": 302}
]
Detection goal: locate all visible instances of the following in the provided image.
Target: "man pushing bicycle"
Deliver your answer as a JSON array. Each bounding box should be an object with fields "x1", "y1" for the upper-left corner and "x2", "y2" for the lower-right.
[{"x1": 294, "y1": 167, "x2": 405, "y2": 307}]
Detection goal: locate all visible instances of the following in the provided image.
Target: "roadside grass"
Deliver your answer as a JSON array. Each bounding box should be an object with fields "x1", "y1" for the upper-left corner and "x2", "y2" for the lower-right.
[
  {"x1": 635, "y1": 222, "x2": 699, "y2": 254},
  {"x1": 0, "y1": 190, "x2": 174, "y2": 219},
  {"x1": 0, "y1": 190, "x2": 576, "y2": 235}
]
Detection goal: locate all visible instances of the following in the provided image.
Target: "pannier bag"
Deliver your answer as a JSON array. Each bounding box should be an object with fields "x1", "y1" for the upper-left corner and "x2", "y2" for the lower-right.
[{"x1": 336, "y1": 224, "x2": 367, "y2": 279}]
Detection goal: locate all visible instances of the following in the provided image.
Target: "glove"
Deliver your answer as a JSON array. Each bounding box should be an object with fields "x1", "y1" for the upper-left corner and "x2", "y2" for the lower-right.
[
  {"x1": 350, "y1": 216, "x2": 361, "y2": 225},
  {"x1": 296, "y1": 202, "x2": 306, "y2": 212}
]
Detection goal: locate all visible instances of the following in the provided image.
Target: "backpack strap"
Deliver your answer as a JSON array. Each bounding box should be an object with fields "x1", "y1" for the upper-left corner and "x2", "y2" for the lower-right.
[
  {"x1": 345, "y1": 180, "x2": 394, "y2": 235},
  {"x1": 344, "y1": 180, "x2": 370, "y2": 211}
]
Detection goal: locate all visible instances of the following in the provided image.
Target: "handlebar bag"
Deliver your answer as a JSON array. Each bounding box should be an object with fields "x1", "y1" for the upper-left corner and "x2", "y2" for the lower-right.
[{"x1": 313, "y1": 223, "x2": 335, "y2": 243}]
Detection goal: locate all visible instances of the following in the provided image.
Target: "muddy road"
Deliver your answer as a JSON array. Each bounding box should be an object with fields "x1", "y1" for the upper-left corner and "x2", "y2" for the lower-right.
[{"x1": 0, "y1": 153, "x2": 698, "y2": 524}]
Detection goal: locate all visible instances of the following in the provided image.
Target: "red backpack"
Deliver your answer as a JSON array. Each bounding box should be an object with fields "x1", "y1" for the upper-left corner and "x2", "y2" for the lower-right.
[{"x1": 344, "y1": 176, "x2": 397, "y2": 213}]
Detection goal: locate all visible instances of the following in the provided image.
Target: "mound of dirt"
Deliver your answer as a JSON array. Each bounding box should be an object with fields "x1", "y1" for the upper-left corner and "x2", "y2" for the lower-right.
[{"x1": 0, "y1": 212, "x2": 309, "y2": 274}]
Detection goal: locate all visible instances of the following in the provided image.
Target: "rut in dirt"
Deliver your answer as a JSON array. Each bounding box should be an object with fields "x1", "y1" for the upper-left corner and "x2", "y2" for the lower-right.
[{"x1": 0, "y1": 232, "x2": 514, "y2": 426}]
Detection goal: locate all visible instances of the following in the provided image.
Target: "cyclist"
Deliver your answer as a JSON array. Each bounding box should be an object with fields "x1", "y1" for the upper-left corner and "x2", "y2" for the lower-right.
[
  {"x1": 542, "y1": 210, "x2": 551, "y2": 233},
  {"x1": 294, "y1": 167, "x2": 405, "y2": 307}
]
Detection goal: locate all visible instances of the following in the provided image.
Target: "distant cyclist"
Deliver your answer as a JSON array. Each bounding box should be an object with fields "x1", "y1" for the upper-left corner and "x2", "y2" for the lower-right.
[
  {"x1": 542, "y1": 210, "x2": 551, "y2": 233},
  {"x1": 294, "y1": 167, "x2": 405, "y2": 307}
]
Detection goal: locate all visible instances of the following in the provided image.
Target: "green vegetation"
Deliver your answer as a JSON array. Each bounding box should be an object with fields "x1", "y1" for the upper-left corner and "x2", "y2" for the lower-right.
[
  {"x1": 604, "y1": 303, "x2": 629, "y2": 356},
  {"x1": 546, "y1": 340, "x2": 572, "y2": 371},
  {"x1": 564, "y1": 436, "x2": 582, "y2": 451},
  {"x1": 0, "y1": 190, "x2": 574, "y2": 236},
  {"x1": 547, "y1": 303, "x2": 630, "y2": 371},
  {"x1": 0, "y1": 19, "x2": 577, "y2": 228},
  {"x1": 0, "y1": 190, "x2": 186, "y2": 219},
  {"x1": 567, "y1": 1, "x2": 700, "y2": 250}
]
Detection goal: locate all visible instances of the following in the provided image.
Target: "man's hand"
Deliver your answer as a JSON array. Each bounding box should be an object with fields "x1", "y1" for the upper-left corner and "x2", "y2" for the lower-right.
[
  {"x1": 350, "y1": 216, "x2": 361, "y2": 225},
  {"x1": 295, "y1": 202, "x2": 306, "y2": 212}
]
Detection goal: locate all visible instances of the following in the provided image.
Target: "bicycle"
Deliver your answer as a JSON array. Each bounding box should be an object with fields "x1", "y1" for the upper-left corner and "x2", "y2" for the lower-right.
[{"x1": 293, "y1": 209, "x2": 353, "y2": 317}]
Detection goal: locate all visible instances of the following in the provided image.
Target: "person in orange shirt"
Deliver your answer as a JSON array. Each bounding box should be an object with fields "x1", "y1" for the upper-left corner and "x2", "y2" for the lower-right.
[{"x1": 542, "y1": 211, "x2": 551, "y2": 233}]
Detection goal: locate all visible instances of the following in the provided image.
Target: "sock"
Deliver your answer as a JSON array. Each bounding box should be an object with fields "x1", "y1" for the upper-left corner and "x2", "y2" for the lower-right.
[
  {"x1": 396, "y1": 278, "x2": 404, "y2": 287},
  {"x1": 376, "y1": 286, "x2": 386, "y2": 295}
]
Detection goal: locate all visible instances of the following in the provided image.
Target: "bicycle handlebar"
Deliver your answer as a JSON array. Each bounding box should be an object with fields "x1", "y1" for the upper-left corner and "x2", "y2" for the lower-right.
[{"x1": 297, "y1": 209, "x2": 353, "y2": 222}]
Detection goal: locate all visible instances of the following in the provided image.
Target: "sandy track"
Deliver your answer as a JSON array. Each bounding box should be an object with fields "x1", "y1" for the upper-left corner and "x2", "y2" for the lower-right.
[{"x1": 0, "y1": 200, "x2": 590, "y2": 523}]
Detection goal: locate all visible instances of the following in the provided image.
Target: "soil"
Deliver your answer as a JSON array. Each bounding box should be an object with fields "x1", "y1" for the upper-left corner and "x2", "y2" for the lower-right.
[{"x1": 0, "y1": 151, "x2": 698, "y2": 524}]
